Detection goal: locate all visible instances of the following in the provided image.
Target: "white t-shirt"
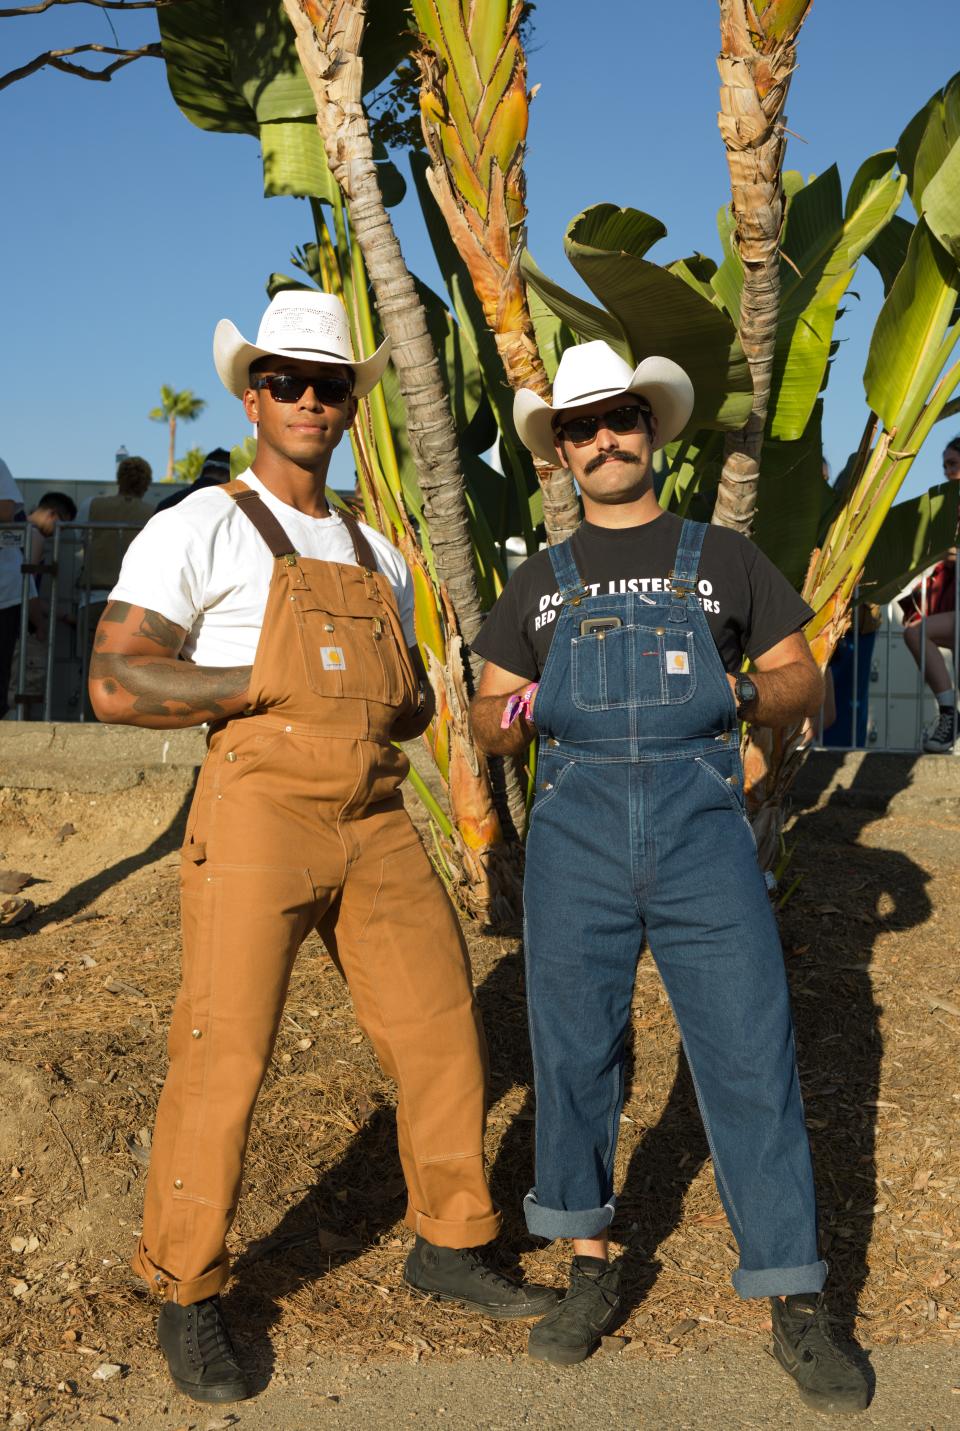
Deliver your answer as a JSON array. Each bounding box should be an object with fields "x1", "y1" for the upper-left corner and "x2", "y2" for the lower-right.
[
  {"x1": 110, "y1": 470, "x2": 416, "y2": 666},
  {"x1": 0, "y1": 457, "x2": 26, "y2": 611}
]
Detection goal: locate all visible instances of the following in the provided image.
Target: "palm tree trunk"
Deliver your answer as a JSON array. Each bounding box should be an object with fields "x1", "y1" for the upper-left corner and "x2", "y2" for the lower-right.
[
  {"x1": 167, "y1": 415, "x2": 176, "y2": 483},
  {"x1": 282, "y1": 0, "x2": 486, "y2": 648},
  {"x1": 413, "y1": 9, "x2": 581, "y2": 546},
  {"x1": 711, "y1": 0, "x2": 812, "y2": 536}
]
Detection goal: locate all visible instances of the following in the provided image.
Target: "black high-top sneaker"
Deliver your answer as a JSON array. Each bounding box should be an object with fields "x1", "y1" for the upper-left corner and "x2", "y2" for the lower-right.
[
  {"x1": 527, "y1": 1256, "x2": 624, "y2": 1365},
  {"x1": 771, "y1": 1293, "x2": 869, "y2": 1414},
  {"x1": 157, "y1": 1295, "x2": 250, "y2": 1403},
  {"x1": 403, "y1": 1237, "x2": 559, "y2": 1319}
]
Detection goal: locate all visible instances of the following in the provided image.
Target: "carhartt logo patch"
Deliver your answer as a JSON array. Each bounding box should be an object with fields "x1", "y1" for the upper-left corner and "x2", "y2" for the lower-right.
[
  {"x1": 320, "y1": 646, "x2": 346, "y2": 671},
  {"x1": 666, "y1": 650, "x2": 690, "y2": 675}
]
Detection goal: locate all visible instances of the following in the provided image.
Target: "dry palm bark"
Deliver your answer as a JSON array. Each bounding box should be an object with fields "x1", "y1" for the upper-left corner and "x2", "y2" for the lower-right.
[
  {"x1": 413, "y1": 0, "x2": 581, "y2": 544},
  {"x1": 282, "y1": 0, "x2": 486, "y2": 646},
  {"x1": 712, "y1": 0, "x2": 812, "y2": 535}
]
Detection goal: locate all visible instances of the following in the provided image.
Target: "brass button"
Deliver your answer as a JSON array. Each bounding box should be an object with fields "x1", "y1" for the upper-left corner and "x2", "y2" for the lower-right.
[
  {"x1": 540, "y1": 781, "x2": 553, "y2": 791},
  {"x1": 324, "y1": 623, "x2": 335, "y2": 632},
  {"x1": 719, "y1": 732, "x2": 731, "y2": 744},
  {"x1": 191, "y1": 1028, "x2": 202, "y2": 1039},
  {"x1": 173, "y1": 1179, "x2": 183, "y2": 1190},
  {"x1": 727, "y1": 775, "x2": 739, "y2": 787},
  {"x1": 225, "y1": 751, "x2": 237, "y2": 762},
  {"x1": 656, "y1": 627, "x2": 665, "y2": 636},
  {"x1": 548, "y1": 738, "x2": 559, "y2": 748}
]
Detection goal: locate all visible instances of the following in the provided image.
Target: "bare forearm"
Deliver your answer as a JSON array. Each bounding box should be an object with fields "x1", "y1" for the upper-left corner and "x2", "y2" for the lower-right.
[
  {"x1": 469, "y1": 693, "x2": 535, "y2": 755},
  {"x1": 744, "y1": 663, "x2": 824, "y2": 728},
  {"x1": 89, "y1": 653, "x2": 252, "y2": 729}
]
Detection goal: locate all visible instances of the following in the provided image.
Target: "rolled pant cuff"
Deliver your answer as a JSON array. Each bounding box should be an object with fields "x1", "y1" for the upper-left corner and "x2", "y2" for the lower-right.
[
  {"x1": 732, "y1": 1259, "x2": 828, "y2": 1300},
  {"x1": 523, "y1": 1190, "x2": 616, "y2": 1241},
  {"x1": 132, "y1": 1238, "x2": 229, "y2": 1305},
  {"x1": 403, "y1": 1203, "x2": 502, "y2": 1249}
]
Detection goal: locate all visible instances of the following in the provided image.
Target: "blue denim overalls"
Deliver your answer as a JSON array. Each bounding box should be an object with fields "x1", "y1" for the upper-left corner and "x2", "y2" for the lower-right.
[{"x1": 522, "y1": 519, "x2": 826, "y2": 1298}]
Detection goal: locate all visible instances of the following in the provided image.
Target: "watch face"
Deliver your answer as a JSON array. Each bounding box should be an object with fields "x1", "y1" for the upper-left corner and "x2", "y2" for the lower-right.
[{"x1": 737, "y1": 676, "x2": 757, "y2": 704}]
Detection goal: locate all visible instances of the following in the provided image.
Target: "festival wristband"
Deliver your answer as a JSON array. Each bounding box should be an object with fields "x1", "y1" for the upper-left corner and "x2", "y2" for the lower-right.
[{"x1": 500, "y1": 682, "x2": 539, "y2": 729}]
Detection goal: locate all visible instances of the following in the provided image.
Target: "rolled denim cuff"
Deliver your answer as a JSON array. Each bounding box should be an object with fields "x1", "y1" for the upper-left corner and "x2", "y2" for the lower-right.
[
  {"x1": 732, "y1": 1259, "x2": 828, "y2": 1299},
  {"x1": 523, "y1": 1189, "x2": 616, "y2": 1241}
]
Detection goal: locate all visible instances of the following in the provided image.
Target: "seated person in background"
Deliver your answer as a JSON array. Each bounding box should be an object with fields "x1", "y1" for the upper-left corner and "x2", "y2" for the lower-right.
[{"x1": 901, "y1": 434, "x2": 960, "y2": 753}]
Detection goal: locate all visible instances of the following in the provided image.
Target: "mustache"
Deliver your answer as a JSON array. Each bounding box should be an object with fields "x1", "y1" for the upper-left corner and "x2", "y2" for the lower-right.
[{"x1": 585, "y1": 450, "x2": 642, "y2": 475}]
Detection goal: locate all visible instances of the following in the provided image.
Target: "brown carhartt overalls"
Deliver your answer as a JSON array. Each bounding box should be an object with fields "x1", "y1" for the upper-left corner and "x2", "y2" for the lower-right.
[{"x1": 133, "y1": 481, "x2": 500, "y2": 1304}]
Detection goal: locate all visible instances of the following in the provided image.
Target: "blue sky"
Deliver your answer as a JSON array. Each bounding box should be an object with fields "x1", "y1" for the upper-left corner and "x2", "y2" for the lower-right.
[{"x1": 3, "y1": 0, "x2": 958, "y2": 503}]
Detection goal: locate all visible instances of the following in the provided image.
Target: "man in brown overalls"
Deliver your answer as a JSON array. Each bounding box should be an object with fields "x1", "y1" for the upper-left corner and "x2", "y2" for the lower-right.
[{"x1": 90, "y1": 292, "x2": 554, "y2": 1404}]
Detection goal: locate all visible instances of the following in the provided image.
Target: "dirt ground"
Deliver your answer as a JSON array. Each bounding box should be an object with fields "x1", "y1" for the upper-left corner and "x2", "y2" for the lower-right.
[{"x1": 0, "y1": 759, "x2": 958, "y2": 1429}]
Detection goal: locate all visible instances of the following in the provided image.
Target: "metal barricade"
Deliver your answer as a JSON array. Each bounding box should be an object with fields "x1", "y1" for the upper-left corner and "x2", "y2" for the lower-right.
[{"x1": 1, "y1": 519, "x2": 147, "y2": 722}]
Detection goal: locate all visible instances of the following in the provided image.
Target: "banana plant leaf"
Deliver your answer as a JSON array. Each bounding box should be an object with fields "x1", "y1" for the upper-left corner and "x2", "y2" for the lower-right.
[
  {"x1": 864, "y1": 218, "x2": 960, "y2": 431},
  {"x1": 897, "y1": 71, "x2": 960, "y2": 214},
  {"x1": 522, "y1": 204, "x2": 753, "y2": 434},
  {"x1": 158, "y1": 0, "x2": 409, "y2": 200},
  {"x1": 766, "y1": 156, "x2": 905, "y2": 440},
  {"x1": 750, "y1": 405, "x2": 829, "y2": 588},
  {"x1": 860, "y1": 479, "x2": 960, "y2": 606},
  {"x1": 865, "y1": 214, "x2": 914, "y2": 296},
  {"x1": 923, "y1": 135, "x2": 960, "y2": 267}
]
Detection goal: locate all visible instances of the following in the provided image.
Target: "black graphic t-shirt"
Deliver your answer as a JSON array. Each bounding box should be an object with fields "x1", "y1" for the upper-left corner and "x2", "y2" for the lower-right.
[{"x1": 472, "y1": 511, "x2": 813, "y2": 680}]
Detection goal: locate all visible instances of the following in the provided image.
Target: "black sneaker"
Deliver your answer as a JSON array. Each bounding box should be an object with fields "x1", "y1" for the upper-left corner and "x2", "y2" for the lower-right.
[
  {"x1": 403, "y1": 1237, "x2": 559, "y2": 1320},
  {"x1": 923, "y1": 706, "x2": 958, "y2": 753},
  {"x1": 771, "y1": 1294, "x2": 869, "y2": 1414},
  {"x1": 527, "y1": 1256, "x2": 624, "y2": 1365},
  {"x1": 157, "y1": 1295, "x2": 251, "y2": 1403}
]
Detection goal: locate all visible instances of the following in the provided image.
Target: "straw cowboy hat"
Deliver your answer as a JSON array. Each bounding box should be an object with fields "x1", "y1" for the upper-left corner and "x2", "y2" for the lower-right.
[
  {"x1": 213, "y1": 291, "x2": 391, "y2": 400},
  {"x1": 514, "y1": 341, "x2": 695, "y2": 465}
]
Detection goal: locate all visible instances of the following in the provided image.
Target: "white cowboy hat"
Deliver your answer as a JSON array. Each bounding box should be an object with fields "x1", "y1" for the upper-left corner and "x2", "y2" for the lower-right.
[
  {"x1": 514, "y1": 341, "x2": 695, "y2": 465},
  {"x1": 213, "y1": 291, "x2": 391, "y2": 400}
]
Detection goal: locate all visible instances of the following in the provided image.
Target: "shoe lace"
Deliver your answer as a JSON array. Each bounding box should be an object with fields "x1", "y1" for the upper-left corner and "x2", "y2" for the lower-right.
[
  {"x1": 789, "y1": 1301, "x2": 856, "y2": 1372},
  {"x1": 452, "y1": 1248, "x2": 518, "y2": 1292},
  {"x1": 192, "y1": 1299, "x2": 240, "y2": 1371}
]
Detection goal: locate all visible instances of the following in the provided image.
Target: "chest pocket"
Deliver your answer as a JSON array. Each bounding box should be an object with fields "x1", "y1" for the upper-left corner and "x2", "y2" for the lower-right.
[
  {"x1": 571, "y1": 623, "x2": 696, "y2": 710},
  {"x1": 290, "y1": 567, "x2": 408, "y2": 706}
]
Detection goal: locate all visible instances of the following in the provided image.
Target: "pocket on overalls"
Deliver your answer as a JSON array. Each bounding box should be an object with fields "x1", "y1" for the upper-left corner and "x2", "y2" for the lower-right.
[
  {"x1": 572, "y1": 624, "x2": 696, "y2": 710},
  {"x1": 292, "y1": 596, "x2": 406, "y2": 705},
  {"x1": 694, "y1": 749, "x2": 758, "y2": 852},
  {"x1": 528, "y1": 748, "x2": 577, "y2": 820}
]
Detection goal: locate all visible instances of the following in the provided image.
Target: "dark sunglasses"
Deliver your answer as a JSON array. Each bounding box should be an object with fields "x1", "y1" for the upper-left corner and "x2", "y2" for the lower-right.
[
  {"x1": 251, "y1": 373, "x2": 352, "y2": 405},
  {"x1": 554, "y1": 402, "x2": 651, "y2": 447}
]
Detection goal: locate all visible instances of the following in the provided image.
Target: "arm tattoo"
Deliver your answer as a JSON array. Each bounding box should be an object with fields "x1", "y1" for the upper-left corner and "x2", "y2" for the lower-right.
[
  {"x1": 138, "y1": 608, "x2": 184, "y2": 648},
  {"x1": 89, "y1": 653, "x2": 252, "y2": 723}
]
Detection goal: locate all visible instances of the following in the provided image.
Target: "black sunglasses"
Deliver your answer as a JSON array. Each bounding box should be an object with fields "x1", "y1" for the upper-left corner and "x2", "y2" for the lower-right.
[
  {"x1": 251, "y1": 373, "x2": 352, "y2": 405},
  {"x1": 554, "y1": 402, "x2": 651, "y2": 447}
]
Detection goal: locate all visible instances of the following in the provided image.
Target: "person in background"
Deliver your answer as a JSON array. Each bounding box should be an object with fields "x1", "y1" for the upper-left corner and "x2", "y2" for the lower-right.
[
  {"x1": 25, "y1": 492, "x2": 78, "y2": 644},
  {"x1": 0, "y1": 457, "x2": 27, "y2": 720},
  {"x1": 154, "y1": 448, "x2": 232, "y2": 513},
  {"x1": 77, "y1": 457, "x2": 153, "y2": 712},
  {"x1": 901, "y1": 435, "x2": 960, "y2": 753}
]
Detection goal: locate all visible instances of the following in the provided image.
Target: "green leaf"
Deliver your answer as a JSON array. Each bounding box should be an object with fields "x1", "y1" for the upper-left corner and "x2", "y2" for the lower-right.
[
  {"x1": 865, "y1": 213, "x2": 914, "y2": 295},
  {"x1": 261, "y1": 120, "x2": 338, "y2": 200},
  {"x1": 519, "y1": 250, "x2": 627, "y2": 354},
  {"x1": 227, "y1": 0, "x2": 315, "y2": 123},
  {"x1": 898, "y1": 71, "x2": 960, "y2": 213},
  {"x1": 768, "y1": 157, "x2": 905, "y2": 440},
  {"x1": 923, "y1": 137, "x2": 960, "y2": 266},
  {"x1": 751, "y1": 405, "x2": 829, "y2": 588},
  {"x1": 561, "y1": 205, "x2": 753, "y2": 432},
  {"x1": 864, "y1": 218, "x2": 960, "y2": 430},
  {"x1": 526, "y1": 285, "x2": 573, "y2": 383},
  {"x1": 860, "y1": 479, "x2": 960, "y2": 605},
  {"x1": 157, "y1": 0, "x2": 256, "y2": 135}
]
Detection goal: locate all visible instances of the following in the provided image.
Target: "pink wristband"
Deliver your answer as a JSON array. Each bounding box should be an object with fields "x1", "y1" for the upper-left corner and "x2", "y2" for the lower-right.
[{"x1": 501, "y1": 682, "x2": 539, "y2": 729}]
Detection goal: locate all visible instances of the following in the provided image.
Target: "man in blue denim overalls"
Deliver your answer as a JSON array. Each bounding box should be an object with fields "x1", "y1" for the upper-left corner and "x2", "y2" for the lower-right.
[{"x1": 470, "y1": 342, "x2": 868, "y2": 1414}]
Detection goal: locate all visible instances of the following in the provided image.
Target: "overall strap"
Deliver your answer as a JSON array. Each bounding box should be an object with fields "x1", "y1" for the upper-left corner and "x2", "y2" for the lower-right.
[
  {"x1": 223, "y1": 480, "x2": 297, "y2": 558},
  {"x1": 668, "y1": 518, "x2": 707, "y2": 620},
  {"x1": 338, "y1": 507, "x2": 378, "y2": 574},
  {"x1": 547, "y1": 537, "x2": 591, "y2": 605}
]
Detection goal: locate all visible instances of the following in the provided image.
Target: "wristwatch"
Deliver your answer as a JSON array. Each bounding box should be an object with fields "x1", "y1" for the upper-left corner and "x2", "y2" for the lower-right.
[{"x1": 734, "y1": 673, "x2": 758, "y2": 718}]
